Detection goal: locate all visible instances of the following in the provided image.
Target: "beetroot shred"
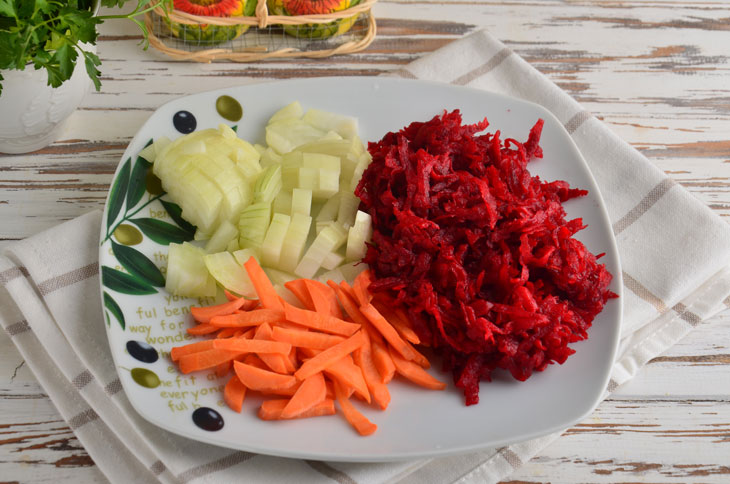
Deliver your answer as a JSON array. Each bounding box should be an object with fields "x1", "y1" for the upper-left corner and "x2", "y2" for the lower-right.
[{"x1": 355, "y1": 110, "x2": 616, "y2": 405}]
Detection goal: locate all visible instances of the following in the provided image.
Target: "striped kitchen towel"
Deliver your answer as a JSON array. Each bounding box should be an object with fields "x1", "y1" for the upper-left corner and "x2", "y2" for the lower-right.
[{"x1": 2, "y1": 29, "x2": 730, "y2": 484}]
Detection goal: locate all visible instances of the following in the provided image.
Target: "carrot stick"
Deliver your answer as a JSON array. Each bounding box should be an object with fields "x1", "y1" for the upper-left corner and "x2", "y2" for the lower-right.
[
  {"x1": 295, "y1": 330, "x2": 366, "y2": 381},
  {"x1": 353, "y1": 330, "x2": 390, "y2": 410},
  {"x1": 328, "y1": 281, "x2": 376, "y2": 331},
  {"x1": 225, "y1": 290, "x2": 258, "y2": 306},
  {"x1": 244, "y1": 257, "x2": 284, "y2": 311},
  {"x1": 210, "y1": 308, "x2": 285, "y2": 327},
  {"x1": 338, "y1": 280, "x2": 358, "y2": 304},
  {"x1": 371, "y1": 300, "x2": 420, "y2": 345},
  {"x1": 224, "y1": 375, "x2": 246, "y2": 413},
  {"x1": 233, "y1": 361, "x2": 297, "y2": 391},
  {"x1": 333, "y1": 382, "x2": 377, "y2": 436},
  {"x1": 254, "y1": 323, "x2": 294, "y2": 374},
  {"x1": 215, "y1": 360, "x2": 232, "y2": 378},
  {"x1": 283, "y1": 279, "x2": 315, "y2": 310},
  {"x1": 271, "y1": 326, "x2": 345, "y2": 350},
  {"x1": 258, "y1": 398, "x2": 335, "y2": 420},
  {"x1": 351, "y1": 269, "x2": 373, "y2": 307},
  {"x1": 257, "y1": 381, "x2": 302, "y2": 397},
  {"x1": 370, "y1": 339, "x2": 395, "y2": 383},
  {"x1": 190, "y1": 297, "x2": 254, "y2": 323},
  {"x1": 243, "y1": 353, "x2": 268, "y2": 369},
  {"x1": 280, "y1": 372, "x2": 327, "y2": 419},
  {"x1": 287, "y1": 346, "x2": 298, "y2": 371},
  {"x1": 171, "y1": 340, "x2": 216, "y2": 362},
  {"x1": 323, "y1": 356, "x2": 370, "y2": 404},
  {"x1": 360, "y1": 303, "x2": 427, "y2": 366},
  {"x1": 304, "y1": 279, "x2": 343, "y2": 319},
  {"x1": 216, "y1": 327, "x2": 239, "y2": 339},
  {"x1": 388, "y1": 346, "x2": 447, "y2": 390},
  {"x1": 283, "y1": 302, "x2": 360, "y2": 336},
  {"x1": 178, "y1": 348, "x2": 241, "y2": 374},
  {"x1": 298, "y1": 347, "x2": 323, "y2": 359},
  {"x1": 213, "y1": 338, "x2": 292, "y2": 355},
  {"x1": 364, "y1": 322, "x2": 385, "y2": 346},
  {"x1": 187, "y1": 323, "x2": 218, "y2": 335},
  {"x1": 402, "y1": 338, "x2": 430, "y2": 369}
]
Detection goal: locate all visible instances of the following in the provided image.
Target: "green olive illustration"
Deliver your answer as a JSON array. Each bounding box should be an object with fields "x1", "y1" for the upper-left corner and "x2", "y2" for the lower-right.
[
  {"x1": 114, "y1": 224, "x2": 143, "y2": 246},
  {"x1": 216, "y1": 95, "x2": 243, "y2": 122}
]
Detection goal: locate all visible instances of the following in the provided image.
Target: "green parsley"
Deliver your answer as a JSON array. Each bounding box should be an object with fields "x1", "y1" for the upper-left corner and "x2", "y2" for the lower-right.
[{"x1": 0, "y1": 0, "x2": 167, "y2": 96}]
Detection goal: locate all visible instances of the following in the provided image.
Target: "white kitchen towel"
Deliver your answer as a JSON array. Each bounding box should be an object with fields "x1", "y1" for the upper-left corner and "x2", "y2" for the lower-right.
[{"x1": 3, "y1": 29, "x2": 730, "y2": 484}]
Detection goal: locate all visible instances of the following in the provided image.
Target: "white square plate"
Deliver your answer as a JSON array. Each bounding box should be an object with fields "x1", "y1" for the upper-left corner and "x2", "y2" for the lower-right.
[{"x1": 99, "y1": 77, "x2": 622, "y2": 462}]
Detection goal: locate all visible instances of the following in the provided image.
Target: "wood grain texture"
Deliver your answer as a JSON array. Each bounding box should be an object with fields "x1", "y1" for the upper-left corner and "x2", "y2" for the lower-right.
[{"x1": 1, "y1": 0, "x2": 729, "y2": 482}]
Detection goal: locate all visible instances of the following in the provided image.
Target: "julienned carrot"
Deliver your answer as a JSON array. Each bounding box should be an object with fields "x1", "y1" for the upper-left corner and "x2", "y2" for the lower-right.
[
  {"x1": 215, "y1": 360, "x2": 232, "y2": 378},
  {"x1": 359, "y1": 303, "x2": 430, "y2": 368},
  {"x1": 402, "y1": 338, "x2": 430, "y2": 369},
  {"x1": 178, "y1": 348, "x2": 241, "y2": 374},
  {"x1": 334, "y1": 381, "x2": 377, "y2": 436},
  {"x1": 210, "y1": 308, "x2": 285, "y2": 327},
  {"x1": 353, "y1": 330, "x2": 390, "y2": 410},
  {"x1": 388, "y1": 346, "x2": 447, "y2": 390},
  {"x1": 283, "y1": 302, "x2": 359, "y2": 337},
  {"x1": 224, "y1": 375, "x2": 246, "y2": 413},
  {"x1": 187, "y1": 323, "x2": 218, "y2": 335},
  {"x1": 243, "y1": 353, "x2": 268, "y2": 369},
  {"x1": 287, "y1": 346, "x2": 298, "y2": 370},
  {"x1": 295, "y1": 330, "x2": 367, "y2": 380},
  {"x1": 351, "y1": 270, "x2": 373, "y2": 307},
  {"x1": 304, "y1": 279, "x2": 343, "y2": 319},
  {"x1": 216, "y1": 327, "x2": 239, "y2": 339},
  {"x1": 371, "y1": 299, "x2": 420, "y2": 345},
  {"x1": 190, "y1": 297, "x2": 254, "y2": 323},
  {"x1": 370, "y1": 338, "x2": 395, "y2": 384},
  {"x1": 258, "y1": 398, "x2": 336, "y2": 420},
  {"x1": 171, "y1": 339, "x2": 215, "y2": 362},
  {"x1": 171, "y1": 260, "x2": 448, "y2": 437},
  {"x1": 328, "y1": 281, "x2": 371, "y2": 328},
  {"x1": 254, "y1": 323, "x2": 295, "y2": 374},
  {"x1": 233, "y1": 361, "x2": 297, "y2": 391},
  {"x1": 338, "y1": 280, "x2": 358, "y2": 304},
  {"x1": 323, "y1": 355, "x2": 370, "y2": 404},
  {"x1": 212, "y1": 338, "x2": 292, "y2": 355},
  {"x1": 271, "y1": 326, "x2": 345, "y2": 350},
  {"x1": 280, "y1": 372, "x2": 327, "y2": 419},
  {"x1": 283, "y1": 279, "x2": 315, "y2": 310},
  {"x1": 244, "y1": 257, "x2": 284, "y2": 311}
]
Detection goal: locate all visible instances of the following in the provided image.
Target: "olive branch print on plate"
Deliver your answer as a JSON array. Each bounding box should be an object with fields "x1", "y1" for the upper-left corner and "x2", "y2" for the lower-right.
[
  {"x1": 101, "y1": 139, "x2": 196, "y2": 331},
  {"x1": 99, "y1": 100, "x2": 244, "y2": 436}
]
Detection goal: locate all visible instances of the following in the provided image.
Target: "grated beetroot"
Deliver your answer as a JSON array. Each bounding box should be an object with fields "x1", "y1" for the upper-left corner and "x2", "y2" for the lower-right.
[{"x1": 355, "y1": 110, "x2": 616, "y2": 405}]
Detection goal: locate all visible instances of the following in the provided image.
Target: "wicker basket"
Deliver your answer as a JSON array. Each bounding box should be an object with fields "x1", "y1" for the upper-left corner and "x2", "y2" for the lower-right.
[{"x1": 145, "y1": 0, "x2": 377, "y2": 62}]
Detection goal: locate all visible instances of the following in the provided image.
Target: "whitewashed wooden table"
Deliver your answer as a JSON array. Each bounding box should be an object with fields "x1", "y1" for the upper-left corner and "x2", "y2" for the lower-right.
[{"x1": 1, "y1": 1, "x2": 729, "y2": 482}]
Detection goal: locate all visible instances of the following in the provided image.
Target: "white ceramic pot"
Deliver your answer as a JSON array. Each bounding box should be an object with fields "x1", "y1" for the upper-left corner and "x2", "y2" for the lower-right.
[
  {"x1": 0, "y1": 52, "x2": 94, "y2": 154},
  {"x1": 0, "y1": 0, "x2": 99, "y2": 154}
]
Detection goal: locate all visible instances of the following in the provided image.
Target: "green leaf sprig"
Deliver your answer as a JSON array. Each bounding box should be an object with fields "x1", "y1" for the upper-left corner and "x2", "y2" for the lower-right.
[
  {"x1": 0, "y1": 0, "x2": 169, "y2": 96},
  {"x1": 100, "y1": 140, "x2": 197, "y2": 330}
]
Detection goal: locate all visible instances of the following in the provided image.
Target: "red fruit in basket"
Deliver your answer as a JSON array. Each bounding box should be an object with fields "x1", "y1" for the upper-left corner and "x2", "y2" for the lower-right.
[
  {"x1": 174, "y1": 0, "x2": 243, "y2": 16},
  {"x1": 267, "y1": 0, "x2": 361, "y2": 39},
  {"x1": 170, "y1": 0, "x2": 256, "y2": 44},
  {"x1": 281, "y1": 0, "x2": 348, "y2": 15}
]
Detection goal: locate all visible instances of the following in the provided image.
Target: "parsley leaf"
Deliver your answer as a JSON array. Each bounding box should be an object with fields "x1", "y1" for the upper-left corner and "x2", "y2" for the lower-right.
[
  {"x1": 0, "y1": 0, "x2": 169, "y2": 96},
  {"x1": 0, "y1": 1, "x2": 15, "y2": 18}
]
